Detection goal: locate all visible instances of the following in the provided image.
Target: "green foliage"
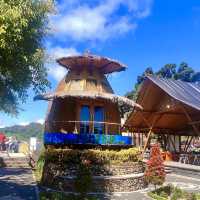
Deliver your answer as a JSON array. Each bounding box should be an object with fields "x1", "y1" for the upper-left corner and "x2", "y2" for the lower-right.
[
  {"x1": 148, "y1": 185, "x2": 171, "y2": 200},
  {"x1": 171, "y1": 187, "x2": 186, "y2": 200},
  {"x1": 0, "y1": 122, "x2": 44, "y2": 141},
  {"x1": 148, "y1": 185, "x2": 200, "y2": 200},
  {"x1": 126, "y1": 62, "x2": 200, "y2": 100},
  {"x1": 0, "y1": 0, "x2": 53, "y2": 115},
  {"x1": 148, "y1": 192, "x2": 167, "y2": 200},
  {"x1": 75, "y1": 162, "x2": 92, "y2": 198},
  {"x1": 35, "y1": 149, "x2": 45, "y2": 181},
  {"x1": 44, "y1": 148, "x2": 141, "y2": 165}
]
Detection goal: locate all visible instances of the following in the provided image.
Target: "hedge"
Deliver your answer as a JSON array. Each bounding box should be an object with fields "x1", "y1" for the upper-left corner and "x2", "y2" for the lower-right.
[{"x1": 42, "y1": 147, "x2": 141, "y2": 165}]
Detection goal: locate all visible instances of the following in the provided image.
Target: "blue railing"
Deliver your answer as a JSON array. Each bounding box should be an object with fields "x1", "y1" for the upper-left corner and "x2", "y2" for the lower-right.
[{"x1": 44, "y1": 133, "x2": 132, "y2": 145}]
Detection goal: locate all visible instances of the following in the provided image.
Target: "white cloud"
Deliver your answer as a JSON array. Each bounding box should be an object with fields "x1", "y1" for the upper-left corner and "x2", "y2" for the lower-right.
[
  {"x1": 19, "y1": 121, "x2": 30, "y2": 126},
  {"x1": 48, "y1": 46, "x2": 80, "y2": 59},
  {"x1": 50, "y1": 0, "x2": 153, "y2": 42},
  {"x1": 47, "y1": 46, "x2": 80, "y2": 81},
  {"x1": 0, "y1": 119, "x2": 5, "y2": 128},
  {"x1": 36, "y1": 119, "x2": 45, "y2": 124}
]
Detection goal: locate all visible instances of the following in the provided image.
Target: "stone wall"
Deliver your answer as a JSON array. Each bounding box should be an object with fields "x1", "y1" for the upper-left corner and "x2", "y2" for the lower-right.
[
  {"x1": 41, "y1": 162, "x2": 147, "y2": 192},
  {"x1": 51, "y1": 173, "x2": 147, "y2": 192}
]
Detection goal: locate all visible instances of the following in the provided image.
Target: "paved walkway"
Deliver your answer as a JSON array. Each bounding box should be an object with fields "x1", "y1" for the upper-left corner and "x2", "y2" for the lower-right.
[
  {"x1": 0, "y1": 168, "x2": 38, "y2": 200},
  {"x1": 165, "y1": 161, "x2": 200, "y2": 171}
]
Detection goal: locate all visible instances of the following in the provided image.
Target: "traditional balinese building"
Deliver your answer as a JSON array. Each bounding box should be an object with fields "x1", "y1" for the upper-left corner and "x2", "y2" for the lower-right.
[{"x1": 35, "y1": 52, "x2": 141, "y2": 146}]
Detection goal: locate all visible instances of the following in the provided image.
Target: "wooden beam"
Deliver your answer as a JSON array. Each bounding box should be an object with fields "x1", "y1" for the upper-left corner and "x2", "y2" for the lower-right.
[
  {"x1": 189, "y1": 120, "x2": 200, "y2": 125},
  {"x1": 181, "y1": 105, "x2": 200, "y2": 136},
  {"x1": 139, "y1": 111, "x2": 151, "y2": 128},
  {"x1": 138, "y1": 109, "x2": 185, "y2": 116}
]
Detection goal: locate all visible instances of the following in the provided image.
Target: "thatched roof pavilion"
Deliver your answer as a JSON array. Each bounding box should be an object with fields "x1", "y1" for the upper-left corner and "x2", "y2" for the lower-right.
[
  {"x1": 124, "y1": 76, "x2": 200, "y2": 152},
  {"x1": 35, "y1": 52, "x2": 141, "y2": 146}
]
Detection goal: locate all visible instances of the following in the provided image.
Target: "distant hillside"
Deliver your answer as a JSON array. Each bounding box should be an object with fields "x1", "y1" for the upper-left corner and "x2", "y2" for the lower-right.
[{"x1": 0, "y1": 122, "x2": 44, "y2": 141}]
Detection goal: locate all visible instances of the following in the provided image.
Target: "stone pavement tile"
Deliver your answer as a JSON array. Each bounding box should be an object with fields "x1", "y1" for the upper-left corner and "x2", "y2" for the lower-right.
[
  {"x1": 166, "y1": 173, "x2": 200, "y2": 193},
  {"x1": 0, "y1": 168, "x2": 38, "y2": 200}
]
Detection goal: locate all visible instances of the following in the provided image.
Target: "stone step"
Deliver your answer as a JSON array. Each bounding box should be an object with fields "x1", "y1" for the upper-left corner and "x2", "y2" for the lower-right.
[
  {"x1": 164, "y1": 161, "x2": 200, "y2": 178},
  {"x1": 165, "y1": 166, "x2": 173, "y2": 174},
  {"x1": 0, "y1": 153, "x2": 30, "y2": 168}
]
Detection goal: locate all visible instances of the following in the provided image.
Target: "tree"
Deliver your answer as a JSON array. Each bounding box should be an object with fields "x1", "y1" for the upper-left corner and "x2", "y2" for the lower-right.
[
  {"x1": 156, "y1": 64, "x2": 176, "y2": 79},
  {"x1": 126, "y1": 62, "x2": 200, "y2": 100},
  {"x1": 0, "y1": 0, "x2": 53, "y2": 115},
  {"x1": 145, "y1": 143, "x2": 166, "y2": 189},
  {"x1": 126, "y1": 67, "x2": 154, "y2": 100},
  {"x1": 175, "y1": 62, "x2": 194, "y2": 82}
]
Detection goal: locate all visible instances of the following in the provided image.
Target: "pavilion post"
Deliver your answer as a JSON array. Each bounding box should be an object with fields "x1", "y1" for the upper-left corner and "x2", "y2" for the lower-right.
[
  {"x1": 168, "y1": 135, "x2": 177, "y2": 152},
  {"x1": 141, "y1": 114, "x2": 163, "y2": 157},
  {"x1": 183, "y1": 136, "x2": 189, "y2": 152},
  {"x1": 179, "y1": 135, "x2": 181, "y2": 152},
  {"x1": 142, "y1": 127, "x2": 153, "y2": 157},
  {"x1": 185, "y1": 136, "x2": 194, "y2": 152}
]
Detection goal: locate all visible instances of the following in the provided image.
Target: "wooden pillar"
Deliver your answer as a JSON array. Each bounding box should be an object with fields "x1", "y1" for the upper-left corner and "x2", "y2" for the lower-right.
[
  {"x1": 179, "y1": 135, "x2": 181, "y2": 152},
  {"x1": 185, "y1": 136, "x2": 193, "y2": 152},
  {"x1": 142, "y1": 128, "x2": 153, "y2": 156}
]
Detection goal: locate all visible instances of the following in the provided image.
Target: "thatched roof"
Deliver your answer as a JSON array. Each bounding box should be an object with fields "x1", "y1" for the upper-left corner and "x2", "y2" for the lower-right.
[
  {"x1": 57, "y1": 52, "x2": 126, "y2": 74},
  {"x1": 34, "y1": 90, "x2": 142, "y2": 110}
]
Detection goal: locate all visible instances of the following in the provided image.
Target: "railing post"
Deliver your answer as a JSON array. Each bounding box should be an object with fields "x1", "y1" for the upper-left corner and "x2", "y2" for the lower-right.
[
  {"x1": 105, "y1": 123, "x2": 108, "y2": 135},
  {"x1": 74, "y1": 121, "x2": 78, "y2": 134},
  {"x1": 92, "y1": 121, "x2": 94, "y2": 134}
]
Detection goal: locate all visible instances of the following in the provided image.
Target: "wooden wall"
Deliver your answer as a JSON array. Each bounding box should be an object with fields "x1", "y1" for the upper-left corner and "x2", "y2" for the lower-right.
[{"x1": 45, "y1": 98, "x2": 121, "y2": 134}]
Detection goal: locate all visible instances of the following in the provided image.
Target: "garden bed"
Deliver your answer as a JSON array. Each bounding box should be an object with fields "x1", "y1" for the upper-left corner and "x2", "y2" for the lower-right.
[
  {"x1": 148, "y1": 185, "x2": 200, "y2": 200},
  {"x1": 37, "y1": 148, "x2": 147, "y2": 192}
]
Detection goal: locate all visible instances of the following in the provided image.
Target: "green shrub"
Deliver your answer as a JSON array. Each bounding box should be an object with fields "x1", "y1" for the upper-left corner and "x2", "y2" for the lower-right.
[
  {"x1": 44, "y1": 147, "x2": 141, "y2": 165},
  {"x1": 35, "y1": 150, "x2": 46, "y2": 182},
  {"x1": 74, "y1": 162, "x2": 92, "y2": 198},
  {"x1": 148, "y1": 192, "x2": 167, "y2": 200},
  {"x1": 148, "y1": 185, "x2": 200, "y2": 200},
  {"x1": 171, "y1": 187, "x2": 185, "y2": 200},
  {"x1": 148, "y1": 185, "x2": 172, "y2": 200}
]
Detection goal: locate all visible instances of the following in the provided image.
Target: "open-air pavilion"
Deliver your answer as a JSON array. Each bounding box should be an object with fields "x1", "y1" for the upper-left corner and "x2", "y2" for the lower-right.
[{"x1": 124, "y1": 76, "x2": 200, "y2": 155}]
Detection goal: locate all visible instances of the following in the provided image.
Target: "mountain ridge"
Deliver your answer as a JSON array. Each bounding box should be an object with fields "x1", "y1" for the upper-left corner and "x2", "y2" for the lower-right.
[{"x1": 0, "y1": 122, "x2": 44, "y2": 141}]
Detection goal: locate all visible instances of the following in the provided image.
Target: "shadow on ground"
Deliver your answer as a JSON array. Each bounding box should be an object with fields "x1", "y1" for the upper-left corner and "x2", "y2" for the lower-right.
[{"x1": 0, "y1": 167, "x2": 37, "y2": 200}]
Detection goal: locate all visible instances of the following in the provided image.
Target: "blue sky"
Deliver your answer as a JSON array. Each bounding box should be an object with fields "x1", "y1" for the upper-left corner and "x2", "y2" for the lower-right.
[{"x1": 1, "y1": 0, "x2": 200, "y2": 127}]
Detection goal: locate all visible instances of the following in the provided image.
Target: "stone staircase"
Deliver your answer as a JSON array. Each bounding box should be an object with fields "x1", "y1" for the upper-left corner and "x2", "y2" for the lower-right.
[
  {"x1": 0, "y1": 152, "x2": 30, "y2": 168},
  {"x1": 165, "y1": 166, "x2": 173, "y2": 174},
  {"x1": 164, "y1": 161, "x2": 200, "y2": 178}
]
